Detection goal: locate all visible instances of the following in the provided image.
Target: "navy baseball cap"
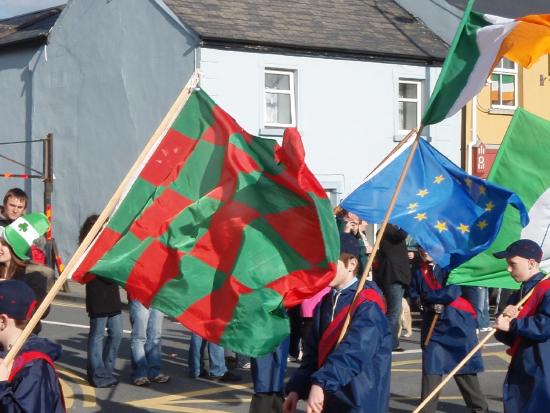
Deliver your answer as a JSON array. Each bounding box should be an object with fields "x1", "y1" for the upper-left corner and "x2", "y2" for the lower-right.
[
  {"x1": 493, "y1": 239, "x2": 543, "y2": 263},
  {"x1": 0, "y1": 280, "x2": 37, "y2": 320},
  {"x1": 340, "y1": 232, "x2": 360, "y2": 259}
]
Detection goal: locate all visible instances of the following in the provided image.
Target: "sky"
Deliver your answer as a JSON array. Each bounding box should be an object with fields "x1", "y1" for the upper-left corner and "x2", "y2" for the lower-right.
[{"x1": 0, "y1": 0, "x2": 67, "y2": 19}]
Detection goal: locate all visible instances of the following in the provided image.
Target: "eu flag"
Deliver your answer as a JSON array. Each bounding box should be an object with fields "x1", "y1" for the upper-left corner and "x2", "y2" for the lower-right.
[{"x1": 341, "y1": 138, "x2": 529, "y2": 270}]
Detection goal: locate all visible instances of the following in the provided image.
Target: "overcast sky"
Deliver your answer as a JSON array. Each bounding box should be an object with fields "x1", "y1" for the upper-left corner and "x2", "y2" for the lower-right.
[{"x1": 0, "y1": 0, "x2": 67, "y2": 19}]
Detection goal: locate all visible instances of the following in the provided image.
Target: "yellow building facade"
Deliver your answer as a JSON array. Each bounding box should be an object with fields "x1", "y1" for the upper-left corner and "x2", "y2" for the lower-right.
[{"x1": 463, "y1": 56, "x2": 550, "y2": 177}]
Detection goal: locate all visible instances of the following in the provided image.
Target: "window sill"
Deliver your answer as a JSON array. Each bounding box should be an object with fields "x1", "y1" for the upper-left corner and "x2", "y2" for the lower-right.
[
  {"x1": 488, "y1": 107, "x2": 516, "y2": 115},
  {"x1": 259, "y1": 127, "x2": 285, "y2": 137}
]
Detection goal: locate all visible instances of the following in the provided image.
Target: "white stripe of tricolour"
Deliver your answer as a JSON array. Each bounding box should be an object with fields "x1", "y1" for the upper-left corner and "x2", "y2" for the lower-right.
[
  {"x1": 362, "y1": 137, "x2": 416, "y2": 184},
  {"x1": 446, "y1": 15, "x2": 517, "y2": 117},
  {"x1": 11, "y1": 217, "x2": 40, "y2": 246}
]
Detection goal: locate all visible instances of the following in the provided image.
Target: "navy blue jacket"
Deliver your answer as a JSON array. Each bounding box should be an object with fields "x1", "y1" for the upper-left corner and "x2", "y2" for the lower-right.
[
  {"x1": 495, "y1": 272, "x2": 550, "y2": 413},
  {"x1": 409, "y1": 263, "x2": 483, "y2": 375},
  {"x1": 286, "y1": 280, "x2": 392, "y2": 413},
  {"x1": 0, "y1": 335, "x2": 64, "y2": 413},
  {"x1": 251, "y1": 336, "x2": 289, "y2": 393}
]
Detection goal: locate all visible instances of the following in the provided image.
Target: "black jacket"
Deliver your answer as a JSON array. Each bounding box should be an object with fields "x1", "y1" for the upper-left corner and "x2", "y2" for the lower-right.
[
  {"x1": 373, "y1": 224, "x2": 410, "y2": 290},
  {"x1": 85, "y1": 276, "x2": 122, "y2": 317}
]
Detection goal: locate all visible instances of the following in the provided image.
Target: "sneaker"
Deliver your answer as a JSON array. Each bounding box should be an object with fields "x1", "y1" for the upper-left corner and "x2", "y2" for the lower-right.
[
  {"x1": 150, "y1": 373, "x2": 170, "y2": 383},
  {"x1": 238, "y1": 362, "x2": 251, "y2": 369},
  {"x1": 217, "y1": 371, "x2": 242, "y2": 382},
  {"x1": 392, "y1": 347, "x2": 406, "y2": 353},
  {"x1": 133, "y1": 377, "x2": 150, "y2": 386},
  {"x1": 479, "y1": 327, "x2": 493, "y2": 333}
]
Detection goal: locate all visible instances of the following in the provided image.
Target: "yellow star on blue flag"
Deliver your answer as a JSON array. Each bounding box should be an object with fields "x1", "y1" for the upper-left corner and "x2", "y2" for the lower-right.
[{"x1": 341, "y1": 138, "x2": 528, "y2": 270}]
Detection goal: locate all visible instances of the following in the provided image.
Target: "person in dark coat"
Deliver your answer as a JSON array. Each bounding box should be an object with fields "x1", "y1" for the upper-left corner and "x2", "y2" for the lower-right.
[
  {"x1": 493, "y1": 239, "x2": 550, "y2": 413},
  {"x1": 249, "y1": 337, "x2": 289, "y2": 413},
  {"x1": 409, "y1": 248, "x2": 488, "y2": 413},
  {"x1": 284, "y1": 233, "x2": 392, "y2": 413},
  {"x1": 373, "y1": 224, "x2": 410, "y2": 351},
  {"x1": 80, "y1": 215, "x2": 123, "y2": 388},
  {"x1": 0, "y1": 280, "x2": 65, "y2": 413}
]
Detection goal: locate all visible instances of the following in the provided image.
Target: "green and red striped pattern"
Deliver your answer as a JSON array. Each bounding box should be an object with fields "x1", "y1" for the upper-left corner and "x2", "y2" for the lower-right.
[{"x1": 74, "y1": 90, "x2": 338, "y2": 356}]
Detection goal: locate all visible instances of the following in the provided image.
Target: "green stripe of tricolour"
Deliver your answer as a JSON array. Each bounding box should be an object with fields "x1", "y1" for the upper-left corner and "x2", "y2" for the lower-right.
[
  {"x1": 422, "y1": 1, "x2": 491, "y2": 126},
  {"x1": 219, "y1": 288, "x2": 289, "y2": 357},
  {"x1": 107, "y1": 178, "x2": 164, "y2": 234},
  {"x1": 171, "y1": 90, "x2": 215, "y2": 139},
  {"x1": 230, "y1": 217, "x2": 311, "y2": 288},
  {"x1": 449, "y1": 109, "x2": 550, "y2": 289}
]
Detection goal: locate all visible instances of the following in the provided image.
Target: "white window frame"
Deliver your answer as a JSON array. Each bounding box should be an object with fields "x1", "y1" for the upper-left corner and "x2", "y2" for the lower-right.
[
  {"x1": 264, "y1": 69, "x2": 296, "y2": 128},
  {"x1": 490, "y1": 58, "x2": 518, "y2": 109},
  {"x1": 398, "y1": 79, "x2": 422, "y2": 134}
]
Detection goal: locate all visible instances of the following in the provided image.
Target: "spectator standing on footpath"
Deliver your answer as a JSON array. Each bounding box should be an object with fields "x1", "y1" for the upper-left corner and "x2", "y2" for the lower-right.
[
  {"x1": 79, "y1": 215, "x2": 122, "y2": 388},
  {"x1": 373, "y1": 223, "x2": 410, "y2": 352},
  {"x1": 0, "y1": 213, "x2": 50, "y2": 335},
  {"x1": 0, "y1": 280, "x2": 64, "y2": 412},
  {"x1": 493, "y1": 239, "x2": 550, "y2": 413}
]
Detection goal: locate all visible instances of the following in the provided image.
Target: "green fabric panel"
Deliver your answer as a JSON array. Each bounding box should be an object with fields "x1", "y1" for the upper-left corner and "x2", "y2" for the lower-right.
[
  {"x1": 231, "y1": 217, "x2": 311, "y2": 288},
  {"x1": 92, "y1": 233, "x2": 152, "y2": 286},
  {"x1": 170, "y1": 140, "x2": 226, "y2": 201},
  {"x1": 171, "y1": 89, "x2": 216, "y2": 139},
  {"x1": 233, "y1": 173, "x2": 308, "y2": 215},
  {"x1": 151, "y1": 254, "x2": 228, "y2": 315},
  {"x1": 219, "y1": 288, "x2": 289, "y2": 357},
  {"x1": 159, "y1": 196, "x2": 221, "y2": 251},
  {"x1": 107, "y1": 178, "x2": 160, "y2": 234}
]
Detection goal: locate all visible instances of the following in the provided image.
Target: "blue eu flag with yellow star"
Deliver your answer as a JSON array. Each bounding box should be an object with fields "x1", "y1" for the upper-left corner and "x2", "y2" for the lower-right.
[{"x1": 341, "y1": 138, "x2": 529, "y2": 270}]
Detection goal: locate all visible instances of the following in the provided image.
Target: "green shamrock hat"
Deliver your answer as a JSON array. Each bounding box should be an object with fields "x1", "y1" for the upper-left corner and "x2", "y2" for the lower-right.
[{"x1": 2, "y1": 213, "x2": 50, "y2": 260}]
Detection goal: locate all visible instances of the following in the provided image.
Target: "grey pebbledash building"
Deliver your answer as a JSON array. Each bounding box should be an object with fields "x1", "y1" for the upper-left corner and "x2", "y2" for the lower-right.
[{"x1": 0, "y1": 0, "x2": 459, "y2": 262}]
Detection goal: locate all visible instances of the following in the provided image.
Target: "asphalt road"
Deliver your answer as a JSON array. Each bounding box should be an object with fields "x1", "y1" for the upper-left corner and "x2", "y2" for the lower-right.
[{"x1": 42, "y1": 282, "x2": 510, "y2": 412}]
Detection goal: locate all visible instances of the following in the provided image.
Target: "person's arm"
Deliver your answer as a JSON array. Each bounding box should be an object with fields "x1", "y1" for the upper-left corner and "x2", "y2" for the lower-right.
[
  {"x1": 310, "y1": 300, "x2": 386, "y2": 392},
  {"x1": 509, "y1": 293, "x2": 550, "y2": 342},
  {"x1": 0, "y1": 361, "x2": 62, "y2": 413}
]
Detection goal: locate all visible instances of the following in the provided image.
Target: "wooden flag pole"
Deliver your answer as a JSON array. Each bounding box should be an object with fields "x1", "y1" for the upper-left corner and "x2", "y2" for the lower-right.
[
  {"x1": 413, "y1": 273, "x2": 550, "y2": 413},
  {"x1": 337, "y1": 126, "x2": 424, "y2": 345},
  {"x1": 423, "y1": 314, "x2": 439, "y2": 346},
  {"x1": 2, "y1": 71, "x2": 200, "y2": 367}
]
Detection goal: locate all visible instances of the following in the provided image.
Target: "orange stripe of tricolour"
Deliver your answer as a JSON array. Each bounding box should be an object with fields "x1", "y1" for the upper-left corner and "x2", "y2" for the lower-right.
[{"x1": 496, "y1": 14, "x2": 550, "y2": 68}]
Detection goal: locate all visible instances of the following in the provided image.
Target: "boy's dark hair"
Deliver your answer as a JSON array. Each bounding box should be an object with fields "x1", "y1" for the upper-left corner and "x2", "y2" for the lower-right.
[
  {"x1": 79, "y1": 214, "x2": 99, "y2": 244},
  {"x1": 3, "y1": 188, "x2": 28, "y2": 207},
  {"x1": 341, "y1": 252, "x2": 359, "y2": 275}
]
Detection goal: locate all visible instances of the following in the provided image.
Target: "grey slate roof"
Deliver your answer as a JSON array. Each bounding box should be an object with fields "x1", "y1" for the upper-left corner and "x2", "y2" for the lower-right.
[
  {"x1": 164, "y1": 0, "x2": 449, "y2": 64},
  {"x1": 0, "y1": 1, "x2": 449, "y2": 64},
  {"x1": 449, "y1": 0, "x2": 550, "y2": 18},
  {"x1": 0, "y1": 6, "x2": 63, "y2": 49}
]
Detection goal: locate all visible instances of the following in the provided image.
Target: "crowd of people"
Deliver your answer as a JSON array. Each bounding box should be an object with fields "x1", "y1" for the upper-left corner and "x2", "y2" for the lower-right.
[{"x1": 0, "y1": 189, "x2": 547, "y2": 413}]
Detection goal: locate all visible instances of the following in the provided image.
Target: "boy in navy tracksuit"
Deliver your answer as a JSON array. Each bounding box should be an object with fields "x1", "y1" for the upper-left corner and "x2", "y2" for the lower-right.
[
  {"x1": 284, "y1": 233, "x2": 392, "y2": 413},
  {"x1": 0, "y1": 280, "x2": 64, "y2": 412}
]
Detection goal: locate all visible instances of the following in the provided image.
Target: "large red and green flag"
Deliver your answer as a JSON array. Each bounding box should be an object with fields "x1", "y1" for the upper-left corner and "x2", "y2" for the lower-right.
[
  {"x1": 422, "y1": 0, "x2": 550, "y2": 126},
  {"x1": 73, "y1": 89, "x2": 338, "y2": 356},
  {"x1": 449, "y1": 108, "x2": 550, "y2": 289}
]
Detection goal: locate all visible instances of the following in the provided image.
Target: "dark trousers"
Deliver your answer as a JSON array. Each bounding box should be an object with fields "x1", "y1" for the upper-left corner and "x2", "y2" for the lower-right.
[
  {"x1": 288, "y1": 306, "x2": 301, "y2": 358},
  {"x1": 249, "y1": 393, "x2": 283, "y2": 413},
  {"x1": 420, "y1": 374, "x2": 488, "y2": 413}
]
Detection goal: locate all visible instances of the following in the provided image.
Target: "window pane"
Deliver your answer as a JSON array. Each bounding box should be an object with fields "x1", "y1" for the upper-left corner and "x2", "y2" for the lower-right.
[
  {"x1": 266, "y1": 92, "x2": 292, "y2": 124},
  {"x1": 399, "y1": 83, "x2": 417, "y2": 99},
  {"x1": 265, "y1": 73, "x2": 290, "y2": 90},
  {"x1": 399, "y1": 101, "x2": 417, "y2": 130},
  {"x1": 501, "y1": 74, "x2": 515, "y2": 106},
  {"x1": 501, "y1": 58, "x2": 515, "y2": 70},
  {"x1": 491, "y1": 74, "x2": 500, "y2": 106}
]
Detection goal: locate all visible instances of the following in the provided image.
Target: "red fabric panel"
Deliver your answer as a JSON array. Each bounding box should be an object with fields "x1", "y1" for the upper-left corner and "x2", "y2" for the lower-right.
[
  {"x1": 202, "y1": 106, "x2": 253, "y2": 146},
  {"x1": 72, "y1": 227, "x2": 121, "y2": 283},
  {"x1": 125, "y1": 240, "x2": 184, "y2": 306},
  {"x1": 139, "y1": 129, "x2": 197, "y2": 187},
  {"x1": 130, "y1": 188, "x2": 192, "y2": 241}
]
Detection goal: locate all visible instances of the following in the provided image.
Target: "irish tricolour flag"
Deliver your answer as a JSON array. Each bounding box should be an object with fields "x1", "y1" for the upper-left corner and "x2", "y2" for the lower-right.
[{"x1": 422, "y1": 0, "x2": 550, "y2": 126}]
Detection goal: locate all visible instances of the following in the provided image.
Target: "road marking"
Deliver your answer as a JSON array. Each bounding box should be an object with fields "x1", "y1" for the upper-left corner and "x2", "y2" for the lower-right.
[
  {"x1": 125, "y1": 381, "x2": 254, "y2": 412},
  {"x1": 53, "y1": 300, "x2": 86, "y2": 309},
  {"x1": 57, "y1": 366, "x2": 96, "y2": 408},
  {"x1": 42, "y1": 320, "x2": 132, "y2": 335}
]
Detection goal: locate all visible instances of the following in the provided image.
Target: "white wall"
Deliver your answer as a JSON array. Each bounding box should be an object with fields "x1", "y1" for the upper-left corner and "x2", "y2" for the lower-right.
[{"x1": 199, "y1": 48, "x2": 461, "y2": 201}]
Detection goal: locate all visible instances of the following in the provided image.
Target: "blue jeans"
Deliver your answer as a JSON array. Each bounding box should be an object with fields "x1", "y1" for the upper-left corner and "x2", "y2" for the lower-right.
[
  {"x1": 188, "y1": 333, "x2": 227, "y2": 378},
  {"x1": 87, "y1": 314, "x2": 122, "y2": 387},
  {"x1": 386, "y1": 283, "x2": 405, "y2": 349},
  {"x1": 462, "y1": 287, "x2": 490, "y2": 329},
  {"x1": 129, "y1": 300, "x2": 164, "y2": 380}
]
